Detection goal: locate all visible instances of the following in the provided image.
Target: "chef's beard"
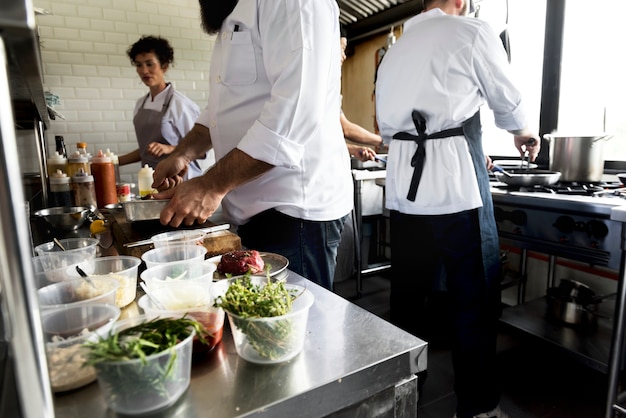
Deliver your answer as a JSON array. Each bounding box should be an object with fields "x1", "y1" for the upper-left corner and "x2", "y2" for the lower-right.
[{"x1": 199, "y1": 0, "x2": 239, "y2": 34}]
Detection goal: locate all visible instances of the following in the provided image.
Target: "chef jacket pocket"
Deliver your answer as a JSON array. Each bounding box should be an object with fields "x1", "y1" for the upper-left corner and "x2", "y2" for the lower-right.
[{"x1": 221, "y1": 31, "x2": 257, "y2": 85}]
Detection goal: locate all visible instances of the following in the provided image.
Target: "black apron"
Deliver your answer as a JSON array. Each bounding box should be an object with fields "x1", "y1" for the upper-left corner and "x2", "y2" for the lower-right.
[
  {"x1": 392, "y1": 111, "x2": 500, "y2": 286},
  {"x1": 133, "y1": 85, "x2": 174, "y2": 169}
]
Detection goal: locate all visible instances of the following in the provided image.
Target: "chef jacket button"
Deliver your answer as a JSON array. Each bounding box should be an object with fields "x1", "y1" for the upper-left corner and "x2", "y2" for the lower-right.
[
  {"x1": 211, "y1": 121, "x2": 216, "y2": 128},
  {"x1": 222, "y1": 32, "x2": 228, "y2": 40},
  {"x1": 216, "y1": 75, "x2": 222, "y2": 83}
]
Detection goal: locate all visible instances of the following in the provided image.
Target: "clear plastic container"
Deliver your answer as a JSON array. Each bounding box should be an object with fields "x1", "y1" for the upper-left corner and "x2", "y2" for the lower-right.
[
  {"x1": 38, "y1": 277, "x2": 120, "y2": 309},
  {"x1": 91, "y1": 315, "x2": 195, "y2": 415},
  {"x1": 225, "y1": 284, "x2": 314, "y2": 364},
  {"x1": 47, "y1": 152, "x2": 68, "y2": 175},
  {"x1": 66, "y1": 151, "x2": 91, "y2": 177},
  {"x1": 141, "y1": 244, "x2": 207, "y2": 269},
  {"x1": 67, "y1": 256, "x2": 141, "y2": 308},
  {"x1": 151, "y1": 230, "x2": 207, "y2": 248},
  {"x1": 41, "y1": 303, "x2": 120, "y2": 393},
  {"x1": 48, "y1": 170, "x2": 73, "y2": 207},
  {"x1": 34, "y1": 238, "x2": 100, "y2": 279},
  {"x1": 71, "y1": 168, "x2": 97, "y2": 208}
]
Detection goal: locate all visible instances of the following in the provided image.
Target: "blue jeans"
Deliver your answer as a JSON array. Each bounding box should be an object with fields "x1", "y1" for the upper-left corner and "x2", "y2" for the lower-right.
[{"x1": 237, "y1": 209, "x2": 346, "y2": 290}]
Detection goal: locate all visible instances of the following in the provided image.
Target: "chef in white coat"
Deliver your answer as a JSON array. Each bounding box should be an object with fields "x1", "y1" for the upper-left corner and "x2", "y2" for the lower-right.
[
  {"x1": 375, "y1": 1, "x2": 539, "y2": 417},
  {"x1": 152, "y1": 1, "x2": 353, "y2": 290}
]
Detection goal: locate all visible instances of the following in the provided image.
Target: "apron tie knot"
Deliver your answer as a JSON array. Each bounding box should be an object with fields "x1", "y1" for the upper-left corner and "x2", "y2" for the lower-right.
[{"x1": 392, "y1": 110, "x2": 465, "y2": 201}]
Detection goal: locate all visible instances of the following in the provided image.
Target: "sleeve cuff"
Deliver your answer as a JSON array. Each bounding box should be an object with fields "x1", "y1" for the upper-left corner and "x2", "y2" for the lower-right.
[{"x1": 238, "y1": 121, "x2": 305, "y2": 169}]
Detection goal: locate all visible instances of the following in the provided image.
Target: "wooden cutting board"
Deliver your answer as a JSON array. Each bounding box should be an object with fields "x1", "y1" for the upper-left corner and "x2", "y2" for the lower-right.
[{"x1": 108, "y1": 210, "x2": 241, "y2": 258}]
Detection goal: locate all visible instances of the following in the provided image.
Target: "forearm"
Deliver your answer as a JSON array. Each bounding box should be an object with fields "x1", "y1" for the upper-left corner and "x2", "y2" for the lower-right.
[
  {"x1": 201, "y1": 148, "x2": 274, "y2": 196},
  {"x1": 341, "y1": 113, "x2": 382, "y2": 148},
  {"x1": 172, "y1": 124, "x2": 214, "y2": 164},
  {"x1": 118, "y1": 149, "x2": 141, "y2": 166}
]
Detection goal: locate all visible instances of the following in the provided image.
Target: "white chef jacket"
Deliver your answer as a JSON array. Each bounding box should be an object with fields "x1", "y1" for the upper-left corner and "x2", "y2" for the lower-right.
[
  {"x1": 133, "y1": 84, "x2": 206, "y2": 179},
  {"x1": 196, "y1": 0, "x2": 353, "y2": 225},
  {"x1": 375, "y1": 9, "x2": 528, "y2": 215}
]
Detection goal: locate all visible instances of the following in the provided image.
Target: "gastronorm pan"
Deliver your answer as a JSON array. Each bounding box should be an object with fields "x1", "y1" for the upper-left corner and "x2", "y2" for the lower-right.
[{"x1": 121, "y1": 199, "x2": 168, "y2": 222}]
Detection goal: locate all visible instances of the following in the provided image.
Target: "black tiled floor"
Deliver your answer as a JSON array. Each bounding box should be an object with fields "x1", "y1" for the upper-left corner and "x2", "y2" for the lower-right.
[{"x1": 333, "y1": 271, "x2": 609, "y2": 418}]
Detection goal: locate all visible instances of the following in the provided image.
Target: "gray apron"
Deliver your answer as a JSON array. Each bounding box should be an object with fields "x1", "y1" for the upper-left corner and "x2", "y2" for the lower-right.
[
  {"x1": 392, "y1": 111, "x2": 500, "y2": 286},
  {"x1": 133, "y1": 85, "x2": 174, "y2": 169}
]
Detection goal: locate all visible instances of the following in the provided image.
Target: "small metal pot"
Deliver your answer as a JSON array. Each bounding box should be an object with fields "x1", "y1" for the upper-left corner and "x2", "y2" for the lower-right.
[{"x1": 544, "y1": 134, "x2": 612, "y2": 182}]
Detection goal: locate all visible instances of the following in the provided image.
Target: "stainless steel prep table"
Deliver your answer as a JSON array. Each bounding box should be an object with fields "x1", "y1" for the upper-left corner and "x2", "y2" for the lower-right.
[{"x1": 53, "y1": 271, "x2": 427, "y2": 417}]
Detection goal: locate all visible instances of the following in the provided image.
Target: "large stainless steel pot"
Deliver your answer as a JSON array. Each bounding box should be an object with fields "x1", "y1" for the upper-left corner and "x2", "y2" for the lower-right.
[
  {"x1": 546, "y1": 279, "x2": 614, "y2": 325},
  {"x1": 543, "y1": 134, "x2": 612, "y2": 182}
]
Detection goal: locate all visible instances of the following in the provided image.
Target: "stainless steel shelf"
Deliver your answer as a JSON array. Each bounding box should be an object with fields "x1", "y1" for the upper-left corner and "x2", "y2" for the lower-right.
[{"x1": 500, "y1": 295, "x2": 616, "y2": 374}]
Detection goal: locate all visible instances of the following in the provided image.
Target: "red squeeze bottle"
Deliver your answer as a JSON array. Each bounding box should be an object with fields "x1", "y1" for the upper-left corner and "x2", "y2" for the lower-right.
[{"x1": 91, "y1": 149, "x2": 117, "y2": 207}]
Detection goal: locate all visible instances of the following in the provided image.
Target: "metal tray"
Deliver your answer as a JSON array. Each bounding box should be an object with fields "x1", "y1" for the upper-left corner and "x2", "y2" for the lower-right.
[{"x1": 121, "y1": 199, "x2": 169, "y2": 221}]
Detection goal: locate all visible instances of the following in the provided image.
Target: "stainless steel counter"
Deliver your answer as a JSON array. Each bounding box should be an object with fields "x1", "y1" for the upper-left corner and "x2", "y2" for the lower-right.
[{"x1": 53, "y1": 271, "x2": 427, "y2": 417}]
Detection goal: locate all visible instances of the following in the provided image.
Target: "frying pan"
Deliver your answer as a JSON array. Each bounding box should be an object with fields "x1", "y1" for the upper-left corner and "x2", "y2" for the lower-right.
[{"x1": 493, "y1": 168, "x2": 561, "y2": 186}]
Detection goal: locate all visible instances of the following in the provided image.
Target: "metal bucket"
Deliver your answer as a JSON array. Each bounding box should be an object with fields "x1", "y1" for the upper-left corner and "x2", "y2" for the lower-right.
[{"x1": 544, "y1": 134, "x2": 611, "y2": 182}]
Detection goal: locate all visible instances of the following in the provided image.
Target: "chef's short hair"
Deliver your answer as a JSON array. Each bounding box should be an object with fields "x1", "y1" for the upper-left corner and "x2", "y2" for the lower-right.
[{"x1": 127, "y1": 35, "x2": 174, "y2": 66}]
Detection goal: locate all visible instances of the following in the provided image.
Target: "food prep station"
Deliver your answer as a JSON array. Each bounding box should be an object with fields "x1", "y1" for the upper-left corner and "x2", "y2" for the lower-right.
[{"x1": 32, "y1": 210, "x2": 427, "y2": 417}]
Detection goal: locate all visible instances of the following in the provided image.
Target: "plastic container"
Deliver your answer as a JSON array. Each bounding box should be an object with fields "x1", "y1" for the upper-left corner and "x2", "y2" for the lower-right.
[
  {"x1": 138, "y1": 164, "x2": 156, "y2": 197},
  {"x1": 76, "y1": 142, "x2": 90, "y2": 159},
  {"x1": 71, "y1": 168, "x2": 97, "y2": 208},
  {"x1": 67, "y1": 256, "x2": 141, "y2": 308},
  {"x1": 90, "y1": 315, "x2": 195, "y2": 415},
  {"x1": 151, "y1": 230, "x2": 207, "y2": 248},
  {"x1": 116, "y1": 183, "x2": 131, "y2": 202},
  {"x1": 138, "y1": 293, "x2": 224, "y2": 353},
  {"x1": 47, "y1": 151, "x2": 68, "y2": 175},
  {"x1": 140, "y1": 259, "x2": 217, "y2": 288},
  {"x1": 34, "y1": 238, "x2": 100, "y2": 279},
  {"x1": 66, "y1": 151, "x2": 91, "y2": 177},
  {"x1": 91, "y1": 150, "x2": 117, "y2": 207},
  {"x1": 224, "y1": 284, "x2": 314, "y2": 364},
  {"x1": 38, "y1": 277, "x2": 120, "y2": 309},
  {"x1": 41, "y1": 303, "x2": 120, "y2": 393},
  {"x1": 141, "y1": 244, "x2": 207, "y2": 269},
  {"x1": 48, "y1": 170, "x2": 73, "y2": 207}
]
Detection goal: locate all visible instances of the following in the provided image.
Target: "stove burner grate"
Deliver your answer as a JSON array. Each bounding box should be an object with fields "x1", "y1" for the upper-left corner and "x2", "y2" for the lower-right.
[{"x1": 498, "y1": 181, "x2": 625, "y2": 196}]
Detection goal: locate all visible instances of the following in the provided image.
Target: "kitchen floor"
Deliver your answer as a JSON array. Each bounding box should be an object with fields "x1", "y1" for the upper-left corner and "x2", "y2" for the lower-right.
[{"x1": 333, "y1": 271, "x2": 610, "y2": 418}]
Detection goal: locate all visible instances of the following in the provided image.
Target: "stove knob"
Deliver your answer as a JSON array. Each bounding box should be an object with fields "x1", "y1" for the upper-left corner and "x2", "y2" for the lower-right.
[
  {"x1": 586, "y1": 220, "x2": 609, "y2": 239},
  {"x1": 510, "y1": 210, "x2": 527, "y2": 226},
  {"x1": 553, "y1": 216, "x2": 575, "y2": 233}
]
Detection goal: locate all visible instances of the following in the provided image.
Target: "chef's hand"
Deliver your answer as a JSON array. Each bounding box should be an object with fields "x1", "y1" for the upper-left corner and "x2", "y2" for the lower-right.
[
  {"x1": 348, "y1": 144, "x2": 376, "y2": 162},
  {"x1": 485, "y1": 155, "x2": 494, "y2": 171},
  {"x1": 514, "y1": 135, "x2": 540, "y2": 161},
  {"x1": 152, "y1": 155, "x2": 189, "y2": 190},
  {"x1": 153, "y1": 176, "x2": 225, "y2": 227},
  {"x1": 146, "y1": 142, "x2": 175, "y2": 158}
]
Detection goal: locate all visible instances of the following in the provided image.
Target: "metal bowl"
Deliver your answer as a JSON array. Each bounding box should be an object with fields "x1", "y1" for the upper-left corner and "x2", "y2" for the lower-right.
[{"x1": 34, "y1": 206, "x2": 89, "y2": 230}]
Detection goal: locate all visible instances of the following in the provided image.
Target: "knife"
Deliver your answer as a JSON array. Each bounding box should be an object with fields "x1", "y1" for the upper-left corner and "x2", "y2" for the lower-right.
[{"x1": 124, "y1": 223, "x2": 231, "y2": 248}]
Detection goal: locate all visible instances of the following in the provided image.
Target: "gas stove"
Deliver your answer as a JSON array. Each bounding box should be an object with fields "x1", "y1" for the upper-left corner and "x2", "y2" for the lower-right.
[{"x1": 491, "y1": 180, "x2": 626, "y2": 270}]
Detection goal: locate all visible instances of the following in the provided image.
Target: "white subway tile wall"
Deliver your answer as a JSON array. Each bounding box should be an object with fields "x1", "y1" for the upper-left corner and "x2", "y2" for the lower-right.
[{"x1": 23, "y1": 0, "x2": 215, "y2": 185}]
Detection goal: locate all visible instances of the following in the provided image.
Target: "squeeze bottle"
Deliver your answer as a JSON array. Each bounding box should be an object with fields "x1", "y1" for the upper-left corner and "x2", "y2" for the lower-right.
[
  {"x1": 138, "y1": 164, "x2": 157, "y2": 197},
  {"x1": 91, "y1": 150, "x2": 117, "y2": 207}
]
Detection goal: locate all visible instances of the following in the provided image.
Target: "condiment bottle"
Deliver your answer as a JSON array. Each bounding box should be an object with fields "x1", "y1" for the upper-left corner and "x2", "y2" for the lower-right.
[
  {"x1": 46, "y1": 152, "x2": 67, "y2": 176},
  {"x1": 55, "y1": 135, "x2": 67, "y2": 158},
  {"x1": 71, "y1": 168, "x2": 97, "y2": 208},
  {"x1": 48, "y1": 170, "x2": 73, "y2": 207},
  {"x1": 105, "y1": 149, "x2": 121, "y2": 184},
  {"x1": 91, "y1": 150, "x2": 117, "y2": 208},
  {"x1": 138, "y1": 164, "x2": 157, "y2": 197},
  {"x1": 76, "y1": 142, "x2": 90, "y2": 158},
  {"x1": 66, "y1": 151, "x2": 91, "y2": 177}
]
